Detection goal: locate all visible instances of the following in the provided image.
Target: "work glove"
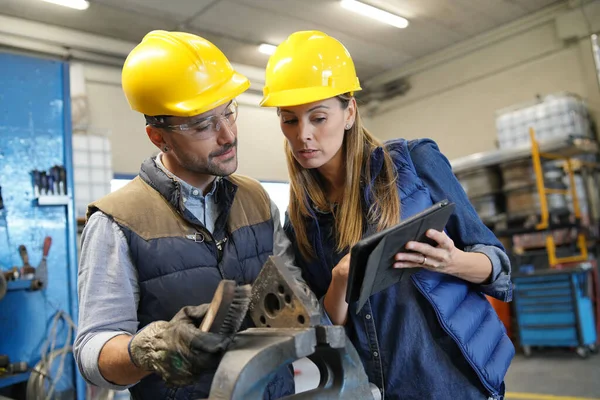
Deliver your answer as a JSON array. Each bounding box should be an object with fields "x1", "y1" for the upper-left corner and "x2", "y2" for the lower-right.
[{"x1": 128, "y1": 303, "x2": 232, "y2": 387}]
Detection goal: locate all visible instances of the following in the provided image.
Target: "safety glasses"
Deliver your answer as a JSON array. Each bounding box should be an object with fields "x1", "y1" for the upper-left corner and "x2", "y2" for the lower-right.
[{"x1": 150, "y1": 100, "x2": 238, "y2": 140}]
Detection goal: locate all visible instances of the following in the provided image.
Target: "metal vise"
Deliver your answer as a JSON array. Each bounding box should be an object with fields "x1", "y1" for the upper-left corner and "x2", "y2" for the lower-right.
[{"x1": 202, "y1": 256, "x2": 381, "y2": 400}]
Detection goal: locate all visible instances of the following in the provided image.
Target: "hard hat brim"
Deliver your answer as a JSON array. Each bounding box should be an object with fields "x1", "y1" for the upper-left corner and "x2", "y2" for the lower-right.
[
  {"x1": 166, "y1": 72, "x2": 250, "y2": 117},
  {"x1": 260, "y1": 85, "x2": 362, "y2": 108}
]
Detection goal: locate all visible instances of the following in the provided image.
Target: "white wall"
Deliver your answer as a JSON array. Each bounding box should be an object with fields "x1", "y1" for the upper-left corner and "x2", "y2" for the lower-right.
[
  {"x1": 365, "y1": 16, "x2": 600, "y2": 161},
  {"x1": 80, "y1": 63, "x2": 289, "y2": 180}
]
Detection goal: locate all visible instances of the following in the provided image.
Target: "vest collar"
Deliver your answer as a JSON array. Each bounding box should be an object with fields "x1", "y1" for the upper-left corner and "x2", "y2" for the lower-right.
[{"x1": 138, "y1": 157, "x2": 237, "y2": 225}]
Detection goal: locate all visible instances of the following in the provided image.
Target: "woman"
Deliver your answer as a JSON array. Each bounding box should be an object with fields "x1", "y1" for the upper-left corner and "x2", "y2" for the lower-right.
[{"x1": 260, "y1": 31, "x2": 514, "y2": 400}]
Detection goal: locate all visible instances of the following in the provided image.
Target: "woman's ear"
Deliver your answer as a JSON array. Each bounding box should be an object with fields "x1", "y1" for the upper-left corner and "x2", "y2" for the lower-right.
[{"x1": 345, "y1": 97, "x2": 357, "y2": 129}]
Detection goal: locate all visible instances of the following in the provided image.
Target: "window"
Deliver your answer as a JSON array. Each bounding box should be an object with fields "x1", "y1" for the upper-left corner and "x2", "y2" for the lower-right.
[{"x1": 260, "y1": 181, "x2": 290, "y2": 225}]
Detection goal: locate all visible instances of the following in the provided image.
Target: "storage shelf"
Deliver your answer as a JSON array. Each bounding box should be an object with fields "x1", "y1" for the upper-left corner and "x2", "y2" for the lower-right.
[
  {"x1": 451, "y1": 136, "x2": 598, "y2": 174},
  {"x1": 494, "y1": 222, "x2": 579, "y2": 237},
  {"x1": 36, "y1": 195, "x2": 69, "y2": 206},
  {"x1": 0, "y1": 371, "x2": 30, "y2": 389}
]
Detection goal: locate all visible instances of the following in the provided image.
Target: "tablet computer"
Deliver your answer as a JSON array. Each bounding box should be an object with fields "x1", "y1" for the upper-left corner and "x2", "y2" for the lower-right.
[{"x1": 346, "y1": 199, "x2": 456, "y2": 311}]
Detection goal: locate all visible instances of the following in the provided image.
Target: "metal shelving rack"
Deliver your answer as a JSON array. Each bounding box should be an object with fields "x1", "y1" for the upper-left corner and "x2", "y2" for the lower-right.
[
  {"x1": 451, "y1": 136, "x2": 598, "y2": 174},
  {"x1": 451, "y1": 133, "x2": 600, "y2": 353},
  {"x1": 528, "y1": 128, "x2": 590, "y2": 267}
]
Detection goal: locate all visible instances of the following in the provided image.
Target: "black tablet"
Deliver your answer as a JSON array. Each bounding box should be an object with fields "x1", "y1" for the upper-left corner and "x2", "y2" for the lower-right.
[{"x1": 346, "y1": 200, "x2": 456, "y2": 311}]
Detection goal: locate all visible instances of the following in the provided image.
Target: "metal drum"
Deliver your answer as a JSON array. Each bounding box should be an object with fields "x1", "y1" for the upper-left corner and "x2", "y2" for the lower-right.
[
  {"x1": 505, "y1": 187, "x2": 569, "y2": 219},
  {"x1": 501, "y1": 160, "x2": 564, "y2": 192},
  {"x1": 470, "y1": 194, "x2": 500, "y2": 223},
  {"x1": 457, "y1": 168, "x2": 501, "y2": 199},
  {"x1": 501, "y1": 160, "x2": 568, "y2": 220}
]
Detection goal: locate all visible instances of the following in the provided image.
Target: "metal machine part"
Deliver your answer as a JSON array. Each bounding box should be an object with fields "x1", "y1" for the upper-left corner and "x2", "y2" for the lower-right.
[
  {"x1": 249, "y1": 256, "x2": 321, "y2": 329},
  {"x1": 203, "y1": 256, "x2": 381, "y2": 399},
  {"x1": 204, "y1": 326, "x2": 381, "y2": 400}
]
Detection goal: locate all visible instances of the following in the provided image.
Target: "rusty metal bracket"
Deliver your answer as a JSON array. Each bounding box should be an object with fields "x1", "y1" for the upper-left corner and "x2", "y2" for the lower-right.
[
  {"x1": 249, "y1": 256, "x2": 321, "y2": 329},
  {"x1": 200, "y1": 256, "x2": 380, "y2": 399}
]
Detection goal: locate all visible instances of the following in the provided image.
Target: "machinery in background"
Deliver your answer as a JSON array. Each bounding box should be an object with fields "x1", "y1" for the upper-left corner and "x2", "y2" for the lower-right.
[{"x1": 452, "y1": 92, "x2": 600, "y2": 358}]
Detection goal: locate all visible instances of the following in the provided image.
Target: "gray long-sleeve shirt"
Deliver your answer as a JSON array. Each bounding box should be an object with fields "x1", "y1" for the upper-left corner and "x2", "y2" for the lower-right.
[{"x1": 74, "y1": 156, "x2": 305, "y2": 390}]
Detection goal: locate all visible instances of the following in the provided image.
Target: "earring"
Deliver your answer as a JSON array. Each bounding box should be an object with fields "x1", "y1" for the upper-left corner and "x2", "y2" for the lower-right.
[
  {"x1": 163, "y1": 146, "x2": 169, "y2": 152},
  {"x1": 345, "y1": 124, "x2": 351, "y2": 130}
]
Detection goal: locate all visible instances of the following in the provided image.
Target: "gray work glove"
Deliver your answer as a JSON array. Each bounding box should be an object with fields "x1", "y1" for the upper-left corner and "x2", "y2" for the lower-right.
[{"x1": 128, "y1": 304, "x2": 232, "y2": 387}]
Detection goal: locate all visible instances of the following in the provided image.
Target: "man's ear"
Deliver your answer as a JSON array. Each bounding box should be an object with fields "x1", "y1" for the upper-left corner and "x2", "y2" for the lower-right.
[{"x1": 146, "y1": 125, "x2": 168, "y2": 151}]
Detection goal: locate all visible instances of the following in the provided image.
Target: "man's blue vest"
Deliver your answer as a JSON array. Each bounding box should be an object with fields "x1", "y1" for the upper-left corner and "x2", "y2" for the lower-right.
[{"x1": 89, "y1": 158, "x2": 295, "y2": 400}]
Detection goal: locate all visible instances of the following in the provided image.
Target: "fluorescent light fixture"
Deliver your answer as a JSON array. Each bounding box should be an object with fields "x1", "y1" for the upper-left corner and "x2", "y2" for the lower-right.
[
  {"x1": 40, "y1": 0, "x2": 90, "y2": 10},
  {"x1": 258, "y1": 43, "x2": 277, "y2": 55},
  {"x1": 341, "y1": 0, "x2": 409, "y2": 29}
]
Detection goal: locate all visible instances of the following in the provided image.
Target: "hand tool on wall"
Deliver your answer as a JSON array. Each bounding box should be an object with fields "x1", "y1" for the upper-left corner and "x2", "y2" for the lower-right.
[
  {"x1": 40, "y1": 171, "x2": 49, "y2": 195},
  {"x1": 32, "y1": 170, "x2": 41, "y2": 198},
  {"x1": 35, "y1": 236, "x2": 52, "y2": 289},
  {"x1": 31, "y1": 166, "x2": 67, "y2": 198},
  {"x1": 59, "y1": 165, "x2": 67, "y2": 195},
  {"x1": 47, "y1": 174, "x2": 55, "y2": 195},
  {"x1": 3, "y1": 268, "x2": 19, "y2": 281},
  {"x1": 19, "y1": 245, "x2": 36, "y2": 280},
  {"x1": 50, "y1": 166, "x2": 60, "y2": 195}
]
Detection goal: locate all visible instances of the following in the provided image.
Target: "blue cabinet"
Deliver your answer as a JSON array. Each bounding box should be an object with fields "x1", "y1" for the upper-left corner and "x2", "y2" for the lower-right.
[
  {"x1": 513, "y1": 267, "x2": 597, "y2": 357},
  {"x1": 0, "y1": 52, "x2": 84, "y2": 398}
]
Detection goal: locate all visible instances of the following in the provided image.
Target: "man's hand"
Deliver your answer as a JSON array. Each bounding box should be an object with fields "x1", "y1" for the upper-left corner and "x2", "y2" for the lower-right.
[{"x1": 128, "y1": 304, "x2": 232, "y2": 387}]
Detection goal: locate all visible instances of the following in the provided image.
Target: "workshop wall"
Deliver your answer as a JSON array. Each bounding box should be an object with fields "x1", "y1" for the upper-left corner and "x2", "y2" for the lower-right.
[
  {"x1": 366, "y1": 21, "x2": 600, "y2": 160},
  {"x1": 0, "y1": 52, "x2": 83, "y2": 398}
]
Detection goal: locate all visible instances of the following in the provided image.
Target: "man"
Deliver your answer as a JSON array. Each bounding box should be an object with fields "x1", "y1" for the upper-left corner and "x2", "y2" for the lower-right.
[{"x1": 73, "y1": 30, "x2": 304, "y2": 399}]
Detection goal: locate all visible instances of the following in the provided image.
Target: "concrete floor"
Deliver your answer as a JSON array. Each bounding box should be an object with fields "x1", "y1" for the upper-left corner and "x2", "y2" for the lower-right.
[
  {"x1": 505, "y1": 352, "x2": 600, "y2": 399},
  {"x1": 294, "y1": 351, "x2": 600, "y2": 399}
]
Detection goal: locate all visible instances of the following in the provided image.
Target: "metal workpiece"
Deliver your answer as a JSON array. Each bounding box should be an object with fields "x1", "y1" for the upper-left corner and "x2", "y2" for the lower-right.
[
  {"x1": 205, "y1": 326, "x2": 381, "y2": 400},
  {"x1": 249, "y1": 256, "x2": 321, "y2": 329}
]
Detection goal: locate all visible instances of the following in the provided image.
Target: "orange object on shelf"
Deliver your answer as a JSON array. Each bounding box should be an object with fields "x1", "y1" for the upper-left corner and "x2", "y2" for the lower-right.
[{"x1": 487, "y1": 295, "x2": 512, "y2": 339}]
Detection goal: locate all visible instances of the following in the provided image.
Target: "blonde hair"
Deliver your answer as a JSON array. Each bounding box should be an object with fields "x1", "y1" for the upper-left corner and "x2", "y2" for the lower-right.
[{"x1": 285, "y1": 94, "x2": 401, "y2": 260}]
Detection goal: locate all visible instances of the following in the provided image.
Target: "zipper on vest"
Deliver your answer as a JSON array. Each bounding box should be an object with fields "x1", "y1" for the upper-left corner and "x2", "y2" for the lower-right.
[
  {"x1": 213, "y1": 237, "x2": 227, "y2": 278},
  {"x1": 186, "y1": 224, "x2": 227, "y2": 279},
  {"x1": 411, "y1": 274, "x2": 499, "y2": 398},
  {"x1": 216, "y1": 237, "x2": 228, "y2": 255}
]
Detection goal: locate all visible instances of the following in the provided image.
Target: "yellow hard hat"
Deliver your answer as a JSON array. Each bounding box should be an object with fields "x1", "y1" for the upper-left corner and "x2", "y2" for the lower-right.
[
  {"x1": 260, "y1": 31, "x2": 361, "y2": 108},
  {"x1": 122, "y1": 30, "x2": 249, "y2": 117}
]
